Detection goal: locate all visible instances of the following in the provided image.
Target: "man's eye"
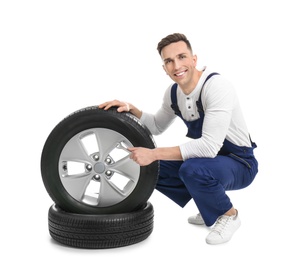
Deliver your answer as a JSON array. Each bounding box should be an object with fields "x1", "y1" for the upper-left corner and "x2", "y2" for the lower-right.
[{"x1": 179, "y1": 55, "x2": 186, "y2": 59}]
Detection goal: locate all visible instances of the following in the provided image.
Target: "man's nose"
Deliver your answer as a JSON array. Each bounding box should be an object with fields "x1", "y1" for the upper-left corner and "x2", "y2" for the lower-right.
[{"x1": 174, "y1": 59, "x2": 181, "y2": 69}]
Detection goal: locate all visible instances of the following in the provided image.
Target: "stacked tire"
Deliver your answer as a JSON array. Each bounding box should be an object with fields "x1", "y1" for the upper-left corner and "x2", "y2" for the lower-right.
[{"x1": 41, "y1": 107, "x2": 159, "y2": 249}]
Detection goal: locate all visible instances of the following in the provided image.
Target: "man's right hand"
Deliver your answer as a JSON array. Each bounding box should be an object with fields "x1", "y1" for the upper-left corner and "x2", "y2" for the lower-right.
[
  {"x1": 98, "y1": 100, "x2": 142, "y2": 119},
  {"x1": 99, "y1": 100, "x2": 130, "y2": 112}
]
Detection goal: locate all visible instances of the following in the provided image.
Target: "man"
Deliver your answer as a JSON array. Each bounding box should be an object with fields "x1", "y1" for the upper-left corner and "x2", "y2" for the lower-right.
[{"x1": 99, "y1": 33, "x2": 258, "y2": 245}]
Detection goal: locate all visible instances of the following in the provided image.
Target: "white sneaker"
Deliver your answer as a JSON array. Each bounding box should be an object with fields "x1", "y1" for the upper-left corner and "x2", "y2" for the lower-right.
[
  {"x1": 188, "y1": 213, "x2": 205, "y2": 225},
  {"x1": 206, "y1": 211, "x2": 241, "y2": 245}
]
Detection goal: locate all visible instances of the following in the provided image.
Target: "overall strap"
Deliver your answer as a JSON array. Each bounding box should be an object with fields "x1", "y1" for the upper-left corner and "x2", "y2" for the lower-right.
[
  {"x1": 170, "y1": 83, "x2": 182, "y2": 116},
  {"x1": 196, "y1": 72, "x2": 220, "y2": 113},
  {"x1": 171, "y1": 83, "x2": 178, "y2": 105}
]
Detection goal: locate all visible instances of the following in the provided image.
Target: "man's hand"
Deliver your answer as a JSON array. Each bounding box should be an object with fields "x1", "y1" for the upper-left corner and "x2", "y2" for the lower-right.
[
  {"x1": 99, "y1": 100, "x2": 130, "y2": 112},
  {"x1": 98, "y1": 100, "x2": 143, "y2": 118},
  {"x1": 128, "y1": 147, "x2": 156, "y2": 166},
  {"x1": 129, "y1": 146, "x2": 183, "y2": 165}
]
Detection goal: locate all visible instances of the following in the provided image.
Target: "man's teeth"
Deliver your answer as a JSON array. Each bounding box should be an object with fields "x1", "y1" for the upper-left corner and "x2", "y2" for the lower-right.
[{"x1": 176, "y1": 71, "x2": 185, "y2": 76}]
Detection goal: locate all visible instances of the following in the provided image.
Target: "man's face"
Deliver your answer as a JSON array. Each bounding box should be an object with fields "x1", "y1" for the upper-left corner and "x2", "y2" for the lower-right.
[{"x1": 161, "y1": 41, "x2": 197, "y2": 88}]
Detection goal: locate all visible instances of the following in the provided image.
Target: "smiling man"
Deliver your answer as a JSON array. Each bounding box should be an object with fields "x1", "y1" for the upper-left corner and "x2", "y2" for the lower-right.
[{"x1": 99, "y1": 33, "x2": 258, "y2": 245}]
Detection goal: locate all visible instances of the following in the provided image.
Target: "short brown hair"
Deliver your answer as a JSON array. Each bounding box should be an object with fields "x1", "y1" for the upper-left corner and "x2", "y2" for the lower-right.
[{"x1": 157, "y1": 33, "x2": 192, "y2": 55}]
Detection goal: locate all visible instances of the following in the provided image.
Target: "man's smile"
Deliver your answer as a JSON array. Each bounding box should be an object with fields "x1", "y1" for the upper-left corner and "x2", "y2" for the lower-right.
[{"x1": 174, "y1": 70, "x2": 187, "y2": 77}]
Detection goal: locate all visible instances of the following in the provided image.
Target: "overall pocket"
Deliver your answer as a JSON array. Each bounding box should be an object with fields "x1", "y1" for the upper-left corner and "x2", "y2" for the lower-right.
[{"x1": 228, "y1": 153, "x2": 252, "y2": 169}]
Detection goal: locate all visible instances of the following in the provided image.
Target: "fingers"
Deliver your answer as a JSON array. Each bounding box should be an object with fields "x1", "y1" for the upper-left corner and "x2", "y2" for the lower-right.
[
  {"x1": 118, "y1": 102, "x2": 129, "y2": 112},
  {"x1": 128, "y1": 147, "x2": 136, "y2": 159},
  {"x1": 98, "y1": 100, "x2": 119, "y2": 110},
  {"x1": 128, "y1": 147, "x2": 139, "y2": 162},
  {"x1": 98, "y1": 100, "x2": 130, "y2": 112},
  {"x1": 128, "y1": 147, "x2": 153, "y2": 166}
]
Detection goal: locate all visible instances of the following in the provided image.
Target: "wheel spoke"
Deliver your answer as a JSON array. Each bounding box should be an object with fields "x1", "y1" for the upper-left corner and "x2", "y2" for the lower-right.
[
  {"x1": 94, "y1": 129, "x2": 124, "y2": 160},
  {"x1": 98, "y1": 176, "x2": 126, "y2": 207},
  {"x1": 110, "y1": 156, "x2": 140, "y2": 181},
  {"x1": 61, "y1": 173, "x2": 91, "y2": 201},
  {"x1": 60, "y1": 134, "x2": 90, "y2": 163}
]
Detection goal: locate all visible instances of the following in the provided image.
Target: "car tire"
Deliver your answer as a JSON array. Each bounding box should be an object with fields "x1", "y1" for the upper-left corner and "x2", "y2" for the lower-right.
[
  {"x1": 41, "y1": 106, "x2": 159, "y2": 214},
  {"x1": 48, "y1": 202, "x2": 154, "y2": 249}
]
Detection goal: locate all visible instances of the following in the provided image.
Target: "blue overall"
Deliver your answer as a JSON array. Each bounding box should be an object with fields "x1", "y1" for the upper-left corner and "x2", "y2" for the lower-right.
[{"x1": 156, "y1": 73, "x2": 258, "y2": 226}]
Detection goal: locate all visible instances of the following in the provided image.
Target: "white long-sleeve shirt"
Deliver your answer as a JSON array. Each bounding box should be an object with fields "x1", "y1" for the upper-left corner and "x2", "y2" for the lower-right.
[{"x1": 140, "y1": 67, "x2": 252, "y2": 161}]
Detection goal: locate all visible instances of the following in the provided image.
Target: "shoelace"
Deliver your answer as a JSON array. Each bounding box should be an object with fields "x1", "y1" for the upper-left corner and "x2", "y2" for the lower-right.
[{"x1": 211, "y1": 215, "x2": 232, "y2": 236}]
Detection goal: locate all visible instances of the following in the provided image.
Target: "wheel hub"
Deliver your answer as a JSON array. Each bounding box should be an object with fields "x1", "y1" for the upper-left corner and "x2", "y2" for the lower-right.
[{"x1": 94, "y1": 162, "x2": 105, "y2": 173}]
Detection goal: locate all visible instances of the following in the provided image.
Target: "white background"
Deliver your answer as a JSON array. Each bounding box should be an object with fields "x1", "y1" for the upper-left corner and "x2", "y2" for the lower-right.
[{"x1": 1, "y1": 0, "x2": 293, "y2": 259}]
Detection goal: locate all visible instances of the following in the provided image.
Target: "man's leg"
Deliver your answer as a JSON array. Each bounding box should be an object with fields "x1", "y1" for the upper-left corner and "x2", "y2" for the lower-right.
[{"x1": 178, "y1": 155, "x2": 257, "y2": 226}]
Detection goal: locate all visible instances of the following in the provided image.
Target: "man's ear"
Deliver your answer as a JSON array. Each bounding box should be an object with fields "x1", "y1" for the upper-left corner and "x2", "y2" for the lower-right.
[{"x1": 193, "y1": 54, "x2": 197, "y2": 67}]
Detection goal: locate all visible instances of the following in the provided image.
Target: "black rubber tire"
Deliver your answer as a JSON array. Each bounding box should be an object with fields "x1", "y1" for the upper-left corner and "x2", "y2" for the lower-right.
[
  {"x1": 48, "y1": 202, "x2": 154, "y2": 249},
  {"x1": 41, "y1": 106, "x2": 159, "y2": 214}
]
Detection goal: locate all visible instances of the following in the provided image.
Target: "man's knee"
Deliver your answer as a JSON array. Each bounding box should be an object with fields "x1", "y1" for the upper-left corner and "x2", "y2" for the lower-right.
[{"x1": 179, "y1": 159, "x2": 211, "y2": 183}]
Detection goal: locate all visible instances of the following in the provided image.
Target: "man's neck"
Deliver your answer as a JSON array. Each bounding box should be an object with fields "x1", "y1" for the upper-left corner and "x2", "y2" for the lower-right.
[{"x1": 180, "y1": 69, "x2": 203, "y2": 95}]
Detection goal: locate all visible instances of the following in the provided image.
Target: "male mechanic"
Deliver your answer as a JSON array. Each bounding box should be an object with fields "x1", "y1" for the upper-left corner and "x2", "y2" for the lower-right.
[{"x1": 99, "y1": 33, "x2": 258, "y2": 245}]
